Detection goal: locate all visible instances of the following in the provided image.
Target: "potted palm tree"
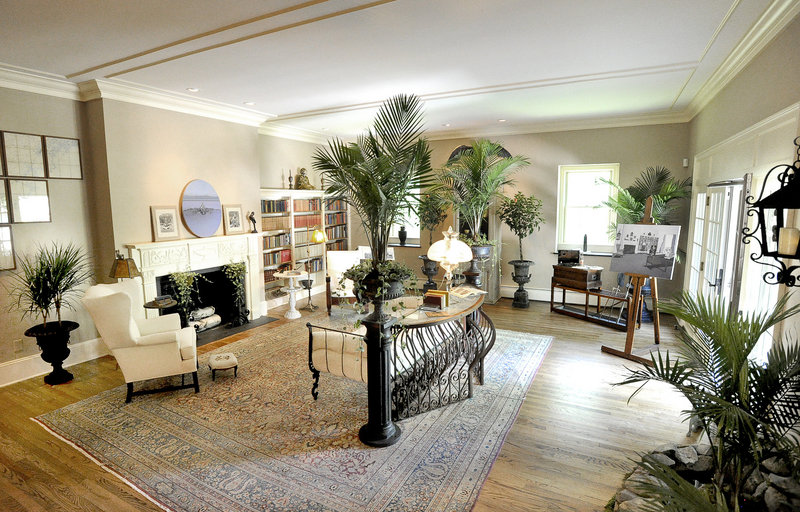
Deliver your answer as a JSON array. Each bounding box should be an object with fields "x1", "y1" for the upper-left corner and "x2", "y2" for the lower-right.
[
  {"x1": 417, "y1": 192, "x2": 448, "y2": 291},
  {"x1": 313, "y1": 94, "x2": 433, "y2": 320},
  {"x1": 436, "y1": 139, "x2": 529, "y2": 287},
  {"x1": 498, "y1": 191, "x2": 545, "y2": 308},
  {"x1": 8, "y1": 242, "x2": 92, "y2": 384}
]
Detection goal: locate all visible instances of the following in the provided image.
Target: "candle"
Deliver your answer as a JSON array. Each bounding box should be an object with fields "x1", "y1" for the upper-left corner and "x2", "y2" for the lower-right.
[{"x1": 778, "y1": 227, "x2": 800, "y2": 256}]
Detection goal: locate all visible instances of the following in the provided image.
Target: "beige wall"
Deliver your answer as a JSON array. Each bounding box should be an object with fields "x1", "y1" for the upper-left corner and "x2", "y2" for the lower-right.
[
  {"x1": 0, "y1": 88, "x2": 95, "y2": 363},
  {"x1": 258, "y1": 134, "x2": 321, "y2": 189}
]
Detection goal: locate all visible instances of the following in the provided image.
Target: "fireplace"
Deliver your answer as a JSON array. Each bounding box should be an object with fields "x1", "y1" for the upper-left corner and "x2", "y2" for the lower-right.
[
  {"x1": 125, "y1": 234, "x2": 265, "y2": 321},
  {"x1": 156, "y1": 265, "x2": 246, "y2": 329}
]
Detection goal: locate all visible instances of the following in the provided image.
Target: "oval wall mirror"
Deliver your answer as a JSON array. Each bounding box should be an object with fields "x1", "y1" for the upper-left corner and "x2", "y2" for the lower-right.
[{"x1": 180, "y1": 179, "x2": 222, "y2": 237}]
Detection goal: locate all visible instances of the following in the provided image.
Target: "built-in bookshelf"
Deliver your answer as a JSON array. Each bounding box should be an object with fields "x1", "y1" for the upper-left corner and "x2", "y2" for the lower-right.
[{"x1": 260, "y1": 189, "x2": 349, "y2": 298}]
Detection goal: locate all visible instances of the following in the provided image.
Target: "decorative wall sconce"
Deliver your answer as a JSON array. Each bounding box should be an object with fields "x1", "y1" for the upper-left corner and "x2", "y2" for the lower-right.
[
  {"x1": 109, "y1": 250, "x2": 141, "y2": 279},
  {"x1": 742, "y1": 137, "x2": 800, "y2": 286}
]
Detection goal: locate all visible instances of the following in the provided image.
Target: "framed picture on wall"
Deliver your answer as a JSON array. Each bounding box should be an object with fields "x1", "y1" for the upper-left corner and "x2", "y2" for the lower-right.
[
  {"x1": 0, "y1": 226, "x2": 14, "y2": 270},
  {"x1": 3, "y1": 132, "x2": 45, "y2": 178},
  {"x1": 223, "y1": 204, "x2": 244, "y2": 235},
  {"x1": 45, "y1": 136, "x2": 83, "y2": 179},
  {"x1": 9, "y1": 179, "x2": 51, "y2": 223},
  {"x1": 150, "y1": 205, "x2": 180, "y2": 241}
]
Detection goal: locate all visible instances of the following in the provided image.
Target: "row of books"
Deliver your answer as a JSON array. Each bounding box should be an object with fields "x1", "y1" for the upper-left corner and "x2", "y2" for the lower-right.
[
  {"x1": 262, "y1": 216, "x2": 292, "y2": 232},
  {"x1": 264, "y1": 265, "x2": 291, "y2": 283},
  {"x1": 325, "y1": 224, "x2": 347, "y2": 240},
  {"x1": 294, "y1": 214, "x2": 322, "y2": 229},
  {"x1": 296, "y1": 243, "x2": 324, "y2": 259},
  {"x1": 264, "y1": 249, "x2": 292, "y2": 267},
  {"x1": 325, "y1": 212, "x2": 346, "y2": 225},
  {"x1": 261, "y1": 198, "x2": 290, "y2": 214},
  {"x1": 325, "y1": 198, "x2": 346, "y2": 211},
  {"x1": 293, "y1": 198, "x2": 321, "y2": 212},
  {"x1": 263, "y1": 232, "x2": 291, "y2": 249},
  {"x1": 326, "y1": 240, "x2": 348, "y2": 251}
]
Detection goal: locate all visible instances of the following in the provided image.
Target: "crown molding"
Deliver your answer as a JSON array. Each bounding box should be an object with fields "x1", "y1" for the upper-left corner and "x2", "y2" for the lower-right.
[
  {"x1": 258, "y1": 122, "x2": 328, "y2": 144},
  {"x1": 686, "y1": 0, "x2": 800, "y2": 119},
  {"x1": 0, "y1": 63, "x2": 80, "y2": 100},
  {"x1": 427, "y1": 110, "x2": 692, "y2": 141},
  {"x1": 78, "y1": 79, "x2": 275, "y2": 127}
]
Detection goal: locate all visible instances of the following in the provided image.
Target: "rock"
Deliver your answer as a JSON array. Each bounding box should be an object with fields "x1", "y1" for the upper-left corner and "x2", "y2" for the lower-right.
[
  {"x1": 616, "y1": 488, "x2": 639, "y2": 503},
  {"x1": 617, "y1": 497, "x2": 649, "y2": 512},
  {"x1": 769, "y1": 474, "x2": 800, "y2": 497},
  {"x1": 688, "y1": 455, "x2": 713, "y2": 473},
  {"x1": 674, "y1": 446, "x2": 698, "y2": 465},
  {"x1": 764, "y1": 486, "x2": 791, "y2": 512},
  {"x1": 754, "y1": 481, "x2": 769, "y2": 499},
  {"x1": 763, "y1": 456, "x2": 791, "y2": 476},
  {"x1": 696, "y1": 443, "x2": 713, "y2": 456},
  {"x1": 656, "y1": 443, "x2": 678, "y2": 456},
  {"x1": 744, "y1": 468, "x2": 765, "y2": 494},
  {"x1": 648, "y1": 453, "x2": 676, "y2": 467}
]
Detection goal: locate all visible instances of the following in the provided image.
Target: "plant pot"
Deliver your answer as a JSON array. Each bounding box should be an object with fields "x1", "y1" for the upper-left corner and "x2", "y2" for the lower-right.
[
  {"x1": 509, "y1": 260, "x2": 533, "y2": 308},
  {"x1": 464, "y1": 244, "x2": 492, "y2": 287},
  {"x1": 419, "y1": 255, "x2": 439, "y2": 292},
  {"x1": 398, "y1": 226, "x2": 407, "y2": 246},
  {"x1": 24, "y1": 321, "x2": 79, "y2": 385}
]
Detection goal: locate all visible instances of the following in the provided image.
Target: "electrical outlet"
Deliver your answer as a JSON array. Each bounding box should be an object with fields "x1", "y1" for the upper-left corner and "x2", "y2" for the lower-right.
[{"x1": 13, "y1": 338, "x2": 24, "y2": 353}]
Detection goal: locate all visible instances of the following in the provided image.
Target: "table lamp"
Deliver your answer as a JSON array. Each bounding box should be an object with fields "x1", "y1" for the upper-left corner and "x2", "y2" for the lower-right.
[
  {"x1": 109, "y1": 250, "x2": 141, "y2": 280},
  {"x1": 427, "y1": 227, "x2": 472, "y2": 290},
  {"x1": 301, "y1": 227, "x2": 328, "y2": 311}
]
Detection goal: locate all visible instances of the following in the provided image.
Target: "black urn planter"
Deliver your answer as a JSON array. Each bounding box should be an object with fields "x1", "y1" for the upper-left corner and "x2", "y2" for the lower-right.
[
  {"x1": 509, "y1": 260, "x2": 533, "y2": 308},
  {"x1": 398, "y1": 226, "x2": 407, "y2": 246},
  {"x1": 464, "y1": 244, "x2": 492, "y2": 287},
  {"x1": 24, "y1": 321, "x2": 79, "y2": 385},
  {"x1": 419, "y1": 255, "x2": 439, "y2": 292}
]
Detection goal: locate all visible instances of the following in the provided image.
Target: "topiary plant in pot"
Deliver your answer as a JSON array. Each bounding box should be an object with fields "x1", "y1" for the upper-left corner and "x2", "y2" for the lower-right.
[
  {"x1": 417, "y1": 192, "x2": 448, "y2": 292},
  {"x1": 8, "y1": 242, "x2": 92, "y2": 384},
  {"x1": 498, "y1": 191, "x2": 545, "y2": 308},
  {"x1": 435, "y1": 139, "x2": 529, "y2": 287}
]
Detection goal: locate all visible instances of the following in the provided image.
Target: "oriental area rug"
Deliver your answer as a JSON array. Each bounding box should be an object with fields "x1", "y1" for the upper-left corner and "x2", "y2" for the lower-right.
[{"x1": 34, "y1": 321, "x2": 551, "y2": 512}]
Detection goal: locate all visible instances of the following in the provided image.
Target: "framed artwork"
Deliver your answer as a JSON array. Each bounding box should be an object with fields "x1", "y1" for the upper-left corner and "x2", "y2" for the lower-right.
[
  {"x1": 45, "y1": 136, "x2": 83, "y2": 179},
  {"x1": 9, "y1": 179, "x2": 50, "y2": 223},
  {"x1": 0, "y1": 226, "x2": 14, "y2": 270},
  {"x1": 223, "y1": 204, "x2": 244, "y2": 235},
  {"x1": 0, "y1": 181, "x2": 8, "y2": 223},
  {"x1": 3, "y1": 132, "x2": 45, "y2": 177},
  {"x1": 180, "y1": 179, "x2": 221, "y2": 237},
  {"x1": 150, "y1": 206, "x2": 180, "y2": 241},
  {"x1": 610, "y1": 224, "x2": 681, "y2": 280}
]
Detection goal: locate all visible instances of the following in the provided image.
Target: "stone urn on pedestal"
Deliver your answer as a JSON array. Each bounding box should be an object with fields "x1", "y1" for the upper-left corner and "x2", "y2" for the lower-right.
[
  {"x1": 498, "y1": 192, "x2": 545, "y2": 309},
  {"x1": 509, "y1": 260, "x2": 533, "y2": 308},
  {"x1": 419, "y1": 255, "x2": 439, "y2": 292}
]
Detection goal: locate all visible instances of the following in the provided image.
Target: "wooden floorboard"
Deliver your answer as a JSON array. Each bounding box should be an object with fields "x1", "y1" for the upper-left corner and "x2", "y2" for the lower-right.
[{"x1": 0, "y1": 299, "x2": 693, "y2": 511}]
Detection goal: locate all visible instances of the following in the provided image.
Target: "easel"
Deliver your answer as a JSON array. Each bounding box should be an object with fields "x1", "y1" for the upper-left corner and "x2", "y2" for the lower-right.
[{"x1": 601, "y1": 197, "x2": 660, "y2": 366}]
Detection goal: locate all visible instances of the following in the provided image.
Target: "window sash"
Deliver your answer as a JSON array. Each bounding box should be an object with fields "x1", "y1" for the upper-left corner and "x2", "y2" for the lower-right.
[{"x1": 557, "y1": 164, "x2": 619, "y2": 252}]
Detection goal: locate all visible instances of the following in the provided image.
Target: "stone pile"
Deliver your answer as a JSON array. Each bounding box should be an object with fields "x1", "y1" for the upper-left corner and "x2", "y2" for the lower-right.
[{"x1": 613, "y1": 443, "x2": 800, "y2": 512}]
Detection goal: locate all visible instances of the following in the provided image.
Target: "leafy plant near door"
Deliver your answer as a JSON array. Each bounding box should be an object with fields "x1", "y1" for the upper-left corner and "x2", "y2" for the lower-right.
[
  {"x1": 222, "y1": 262, "x2": 248, "y2": 326},
  {"x1": 617, "y1": 292, "x2": 800, "y2": 510},
  {"x1": 498, "y1": 192, "x2": 545, "y2": 308}
]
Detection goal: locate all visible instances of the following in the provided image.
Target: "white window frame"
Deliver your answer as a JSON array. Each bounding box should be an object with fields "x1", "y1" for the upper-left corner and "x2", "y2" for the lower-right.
[
  {"x1": 556, "y1": 163, "x2": 619, "y2": 253},
  {"x1": 388, "y1": 188, "x2": 421, "y2": 246}
]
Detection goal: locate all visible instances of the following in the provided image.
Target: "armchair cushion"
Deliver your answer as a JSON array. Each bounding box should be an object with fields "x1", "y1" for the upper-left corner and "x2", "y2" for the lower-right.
[
  {"x1": 326, "y1": 250, "x2": 361, "y2": 298},
  {"x1": 136, "y1": 313, "x2": 181, "y2": 335}
]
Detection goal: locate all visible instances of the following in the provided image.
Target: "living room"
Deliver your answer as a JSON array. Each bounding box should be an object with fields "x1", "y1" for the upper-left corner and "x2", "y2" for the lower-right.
[{"x1": 2, "y1": 2, "x2": 800, "y2": 511}]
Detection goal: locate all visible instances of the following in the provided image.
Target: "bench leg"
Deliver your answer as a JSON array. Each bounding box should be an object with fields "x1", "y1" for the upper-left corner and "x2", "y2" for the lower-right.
[
  {"x1": 192, "y1": 371, "x2": 199, "y2": 393},
  {"x1": 311, "y1": 369, "x2": 320, "y2": 400},
  {"x1": 126, "y1": 383, "x2": 133, "y2": 403}
]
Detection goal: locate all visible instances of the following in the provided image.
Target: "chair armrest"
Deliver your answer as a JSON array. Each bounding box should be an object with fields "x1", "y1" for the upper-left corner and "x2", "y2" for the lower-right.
[
  {"x1": 137, "y1": 331, "x2": 179, "y2": 346},
  {"x1": 137, "y1": 313, "x2": 181, "y2": 335}
]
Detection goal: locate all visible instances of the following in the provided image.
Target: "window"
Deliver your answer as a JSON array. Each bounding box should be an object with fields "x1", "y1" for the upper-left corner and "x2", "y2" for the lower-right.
[
  {"x1": 556, "y1": 163, "x2": 619, "y2": 252},
  {"x1": 389, "y1": 188, "x2": 421, "y2": 245}
]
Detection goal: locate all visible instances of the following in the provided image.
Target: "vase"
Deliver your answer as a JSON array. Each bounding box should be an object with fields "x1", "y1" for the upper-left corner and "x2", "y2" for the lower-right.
[
  {"x1": 398, "y1": 226, "x2": 407, "y2": 246},
  {"x1": 419, "y1": 255, "x2": 439, "y2": 292},
  {"x1": 24, "y1": 321, "x2": 79, "y2": 385},
  {"x1": 509, "y1": 260, "x2": 533, "y2": 308},
  {"x1": 464, "y1": 244, "x2": 492, "y2": 287}
]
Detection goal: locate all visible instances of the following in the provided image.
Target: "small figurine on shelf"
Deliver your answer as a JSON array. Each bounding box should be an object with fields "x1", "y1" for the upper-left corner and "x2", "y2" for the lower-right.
[
  {"x1": 247, "y1": 211, "x2": 257, "y2": 233},
  {"x1": 288, "y1": 168, "x2": 293, "y2": 190},
  {"x1": 295, "y1": 168, "x2": 315, "y2": 190}
]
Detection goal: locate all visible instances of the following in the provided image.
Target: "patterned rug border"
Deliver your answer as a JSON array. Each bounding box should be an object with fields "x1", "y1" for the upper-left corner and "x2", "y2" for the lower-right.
[{"x1": 33, "y1": 326, "x2": 552, "y2": 512}]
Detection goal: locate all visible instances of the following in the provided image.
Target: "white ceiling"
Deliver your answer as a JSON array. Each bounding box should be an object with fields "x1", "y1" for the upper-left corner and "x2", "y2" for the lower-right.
[{"x1": 1, "y1": 0, "x2": 798, "y2": 141}]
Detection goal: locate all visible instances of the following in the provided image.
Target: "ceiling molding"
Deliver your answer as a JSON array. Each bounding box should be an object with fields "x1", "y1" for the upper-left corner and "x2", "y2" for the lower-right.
[
  {"x1": 0, "y1": 63, "x2": 80, "y2": 100},
  {"x1": 686, "y1": 0, "x2": 800, "y2": 119},
  {"x1": 427, "y1": 110, "x2": 692, "y2": 141},
  {"x1": 258, "y1": 122, "x2": 327, "y2": 145},
  {"x1": 78, "y1": 79, "x2": 275, "y2": 127}
]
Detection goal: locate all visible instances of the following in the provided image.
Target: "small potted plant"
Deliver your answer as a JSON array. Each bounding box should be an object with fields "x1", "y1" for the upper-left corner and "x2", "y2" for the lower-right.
[
  {"x1": 222, "y1": 262, "x2": 248, "y2": 327},
  {"x1": 498, "y1": 192, "x2": 545, "y2": 308},
  {"x1": 436, "y1": 139, "x2": 529, "y2": 287},
  {"x1": 8, "y1": 242, "x2": 92, "y2": 384},
  {"x1": 168, "y1": 270, "x2": 208, "y2": 326},
  {"x1": 417, "y1": 193, "x2": 447, "y2": 291}
]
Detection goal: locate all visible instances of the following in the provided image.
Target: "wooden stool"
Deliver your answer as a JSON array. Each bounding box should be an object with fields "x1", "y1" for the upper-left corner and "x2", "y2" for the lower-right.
[{"x1": 208, "y1": 353, "x2": 238, "y2": 381}]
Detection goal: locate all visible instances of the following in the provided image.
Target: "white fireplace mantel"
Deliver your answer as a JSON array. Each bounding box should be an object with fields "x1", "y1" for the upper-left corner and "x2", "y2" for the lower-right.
[{"x1": 125, "y1": 234, "x2": 266, "y2": 319}]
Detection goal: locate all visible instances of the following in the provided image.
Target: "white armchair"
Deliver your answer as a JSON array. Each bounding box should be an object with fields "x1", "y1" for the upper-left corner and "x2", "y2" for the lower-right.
[
  {"x1": 82, "y1": 277, "x2": 199, "y2": 403},
  {"x1": 325, "y1": 250, "x2": 362, "y2": 315}
]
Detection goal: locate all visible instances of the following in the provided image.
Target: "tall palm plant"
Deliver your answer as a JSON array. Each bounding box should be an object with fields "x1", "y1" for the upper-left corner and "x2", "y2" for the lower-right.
[
  {"x1": 436, "y1": 139, "x2": 529, "y2": 243},
  {"x1": 313, "y1": 94, "x2": 433, "y2": 266},
  {"x1": 618, "y1": 292, "x2": 800, "y2": 510}
]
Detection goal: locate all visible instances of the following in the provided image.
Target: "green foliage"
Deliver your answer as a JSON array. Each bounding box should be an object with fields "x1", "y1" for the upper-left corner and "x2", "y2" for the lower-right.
[
  {"x1": 435, "y1": 139, "x2": 529, "y2": 242},
  {"x1": 342, "y1": 259, "x2": 415, "y2": 302},
  {"x1": 313, "y1": 94, "x2": 433, "y2": 266},
  {"x1": 600, "y1": 165, "x2": 691, "y2": 238},
  {"x1": 222, "y1": 262, "x2": 247, "y2": 308},
  {"x1": 169, "y1": 271, "x2": 208, "y2": 321},
  {"x1": 617, "y1": 292, "x2": 800, "y2": 508},
  {"x1": 630, "y1": 457, "x2": 730, "y2": 512},
  {"x1": 7, "y1": 242, "x2": 92, "y2": 327},
  {"x1": 498, "y1": 192, "x2": 545, "y2": 261},
  {"x1": 418, "y1": 193, "x2": 448, "y2": 245}
]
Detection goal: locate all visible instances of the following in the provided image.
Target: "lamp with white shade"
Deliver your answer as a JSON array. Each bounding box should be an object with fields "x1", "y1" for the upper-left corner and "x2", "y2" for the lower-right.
[{"x1": 427, "y1": 227, "x2": 473, "y2": 290}]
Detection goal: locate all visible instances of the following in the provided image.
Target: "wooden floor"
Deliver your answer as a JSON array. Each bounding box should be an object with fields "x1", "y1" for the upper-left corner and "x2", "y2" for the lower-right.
[{"x1": 0, "y1": 299, "x2": 692, "y2": 512}]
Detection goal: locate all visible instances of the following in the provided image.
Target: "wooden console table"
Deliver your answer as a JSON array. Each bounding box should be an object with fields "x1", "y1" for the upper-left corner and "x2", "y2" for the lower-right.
[{"x1": 550, "y1": 280, "x2": 631, "y2": 331}]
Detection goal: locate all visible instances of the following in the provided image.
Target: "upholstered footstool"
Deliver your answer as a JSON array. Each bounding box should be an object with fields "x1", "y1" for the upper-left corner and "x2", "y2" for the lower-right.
[{"x1": 208, "y1": 353, "x2": 238, "y2": 381}]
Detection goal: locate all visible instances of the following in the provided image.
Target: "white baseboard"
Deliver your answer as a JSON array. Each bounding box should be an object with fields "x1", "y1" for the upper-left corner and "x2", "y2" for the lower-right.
[
  {"x1": 0, "y1": 337, "x2": 109, "y2": 388},
  {"x1": 500, "y1": 285, "x2": 591, "y2": 305}
]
